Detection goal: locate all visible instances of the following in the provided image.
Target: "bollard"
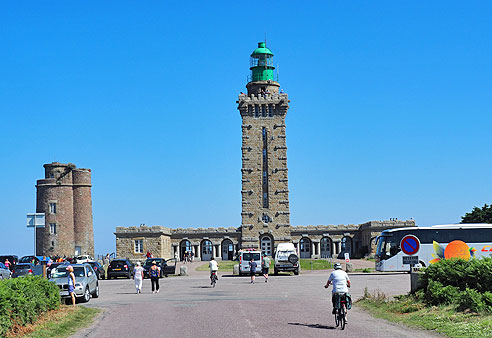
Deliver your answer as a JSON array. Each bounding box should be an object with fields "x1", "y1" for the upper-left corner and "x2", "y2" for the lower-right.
[
  {"x1": 233, "y1": 264, "x2": 239, "y2": 275},
  {"x1": 180, "y1": 265, "x2": 188, "y2": 276}
]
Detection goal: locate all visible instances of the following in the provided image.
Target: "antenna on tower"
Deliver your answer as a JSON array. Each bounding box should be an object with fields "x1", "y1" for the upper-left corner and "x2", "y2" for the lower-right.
[{"x1": 264, "y1": 32, "x2": 267, "y2": 45}]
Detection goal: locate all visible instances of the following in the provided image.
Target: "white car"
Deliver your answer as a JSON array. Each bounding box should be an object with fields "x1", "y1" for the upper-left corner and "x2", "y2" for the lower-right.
[
  {"x1": 0, "y1": 262, "x2": 11, "y2": 280},
  {"x1": 238, "y1": 250, "x2": 262, "y2": 276},
  {"x1": 274, "y1": 243, "x2": 300, "y2": 275},
  {"x1": 75, "y1": 255, "x2": 94, "y2": 264}
]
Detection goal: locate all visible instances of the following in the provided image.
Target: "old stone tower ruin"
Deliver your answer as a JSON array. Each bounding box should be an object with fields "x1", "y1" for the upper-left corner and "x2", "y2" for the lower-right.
[
  {"x1": 237, "y1": 42, "x2": 291, "y2": 255},
  {"x1": 36, "y1": 162, "x2": 94, "y2": 257}
]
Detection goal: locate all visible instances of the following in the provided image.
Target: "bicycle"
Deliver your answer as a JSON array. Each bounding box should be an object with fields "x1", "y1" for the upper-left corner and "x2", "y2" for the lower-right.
[
  {"x1": 334, "y1": 292, "x2": 347, "y2": 330},
  {"x1": 210, "y1": 271, "x2": 218, "y2": 288}
]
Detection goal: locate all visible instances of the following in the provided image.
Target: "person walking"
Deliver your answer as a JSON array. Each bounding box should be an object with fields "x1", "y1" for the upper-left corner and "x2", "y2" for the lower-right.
[
  {"x1": 133, "y1": 262, "x2": 144, "y2": 294},
  {"x1": 4, "y1": 259, "x2": 10, "y2": 271},
  {"x1": 261, "y1": 254, "x2": 271, "y2": 283},
  {"x1": 249, "y1": 258, "x2": 257, "y2": 284},
  {"x1": 149, "y1": 261, "x2": 161, "y2": 294},
  {"x1": 67, "y1": 265, "x2": 76, "y2": 306}
]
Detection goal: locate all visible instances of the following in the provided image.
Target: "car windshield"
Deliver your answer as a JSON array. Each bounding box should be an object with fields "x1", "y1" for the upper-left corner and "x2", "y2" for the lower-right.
[
  {"x1": 51, "y1": 266, "x2": 85, "y2": 278},
  {"x1": 277, "y1": 250, "x2": 294, "y2": 260},
  {"x1": 19, "y1": 257, "x2": 35, "y2": 263},
  {"x1": 110, "y1": 261, "x2": 127, "y2": 267},
  {"x1": 243, "y1": 253, "x2": 261, "y2": 261}
]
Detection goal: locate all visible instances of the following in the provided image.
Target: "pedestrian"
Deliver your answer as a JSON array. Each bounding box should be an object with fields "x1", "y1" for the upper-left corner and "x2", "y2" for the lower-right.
[
  {"x1": 261, "y1": 253, "x2": 271, "y2": 283},
  {"x1": 133, "y1": 262, "x2": 144, "y2": 294},
  {"x1": 146, "y1": 251, "x2": 151, "y2": 259},
  {"x1": 67, "y1": 265, "x2": 76, "y2": 306},
  {"x1": 249, "y1": 258, "x2": 257, "y2": 284},
  {"x1": 174, "y1": 251, "x2": 178, "y2": 262},
  {"x1": 183, "y1": 251, "x2": 188, "y2": 264},
  {"x1": 149, "y1": 261, "x2": 160, "y2": 294},
  {"x1": 190, "y1": 251, "x2": 194, "y2": 262},
  {"x1": 4, "y1": 259, "x2": 10, "y2": 270}
]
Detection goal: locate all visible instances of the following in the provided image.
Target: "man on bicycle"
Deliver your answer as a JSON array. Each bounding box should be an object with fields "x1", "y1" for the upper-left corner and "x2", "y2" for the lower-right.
[
  {"x1": 209, "y1": 257, "x2": 219, "y2": 285},
  {"x1": 324, "y1": 263, "x2": 351, "y2": 322}
]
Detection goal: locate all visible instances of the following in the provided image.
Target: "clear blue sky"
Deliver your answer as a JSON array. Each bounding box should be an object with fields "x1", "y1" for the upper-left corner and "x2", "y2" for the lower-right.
[{"x1": 1, "y1": 1, "x2": 491, "y2": 257}]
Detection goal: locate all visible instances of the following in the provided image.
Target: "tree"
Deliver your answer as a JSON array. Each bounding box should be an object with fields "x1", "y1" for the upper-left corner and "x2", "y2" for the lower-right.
[{"x1": 461, "y1": 204, "x2": 492, "y2": 223}]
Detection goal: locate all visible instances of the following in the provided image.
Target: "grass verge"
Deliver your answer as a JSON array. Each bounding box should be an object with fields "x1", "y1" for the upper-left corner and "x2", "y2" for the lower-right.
[
  {"x1": 299, "y1": 259, "x2": 333, "y2": 270},
  {"x1": 357, "y1": 291, "x2": 492, "y2": 338},
  {"x1": 196, "y1": 261, "x2": 237, "y2": 272},
  {"x1": 8, "y1": 306, "x2": 101, "y2": 338}
]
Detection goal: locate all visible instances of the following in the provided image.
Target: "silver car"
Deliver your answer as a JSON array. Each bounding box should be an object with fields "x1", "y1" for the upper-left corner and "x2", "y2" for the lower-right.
[
  {"x1": 49, "y1": 264, "x2": 99, "y2": 303},
  {"x1": 0, "y1": 262, "x2": 10, "y2": 280}
]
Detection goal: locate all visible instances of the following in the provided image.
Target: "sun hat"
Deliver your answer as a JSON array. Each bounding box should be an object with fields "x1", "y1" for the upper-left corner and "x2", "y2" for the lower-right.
[{"x1": 136, "y1": 262, "x2": 141, "y2": 266}]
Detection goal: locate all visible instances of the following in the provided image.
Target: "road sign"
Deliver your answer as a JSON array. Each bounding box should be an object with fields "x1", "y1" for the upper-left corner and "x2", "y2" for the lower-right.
[
  {"x1": 400, "y1": 235, "x2": 420, "y2": 255},
  {"x1": 344, "y1": 253, "x2": 350, "y2": 262},
  {"x1": 403, "y1": 256, "x2": 419, "y2": 265}
]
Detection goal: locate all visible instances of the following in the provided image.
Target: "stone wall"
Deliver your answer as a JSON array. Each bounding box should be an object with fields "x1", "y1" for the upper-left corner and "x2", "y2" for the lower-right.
[{"x1": 115, "y1": 225, "x2": 172, "y2": 261}]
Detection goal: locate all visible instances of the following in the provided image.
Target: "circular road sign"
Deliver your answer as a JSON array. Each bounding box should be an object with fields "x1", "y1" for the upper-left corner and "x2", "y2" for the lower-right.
[{"x1": 400, "y1": 235, "x2": 420, "y2": 256}]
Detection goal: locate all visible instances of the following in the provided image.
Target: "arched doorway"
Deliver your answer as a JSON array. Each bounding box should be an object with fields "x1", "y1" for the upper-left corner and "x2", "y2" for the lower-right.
[
  {"x1": 260, "y1": 235, "x2": 273, "y2": 256},
  {"x1": 180, "y1": 240, "x2": 192, "y2": 261},
  {"x1": 320, "y1": 237, "x2": 332, "y2": 258},
  {"x1": 221, "y1": 239, "x2": 234, "y2": 261},
  {"x1": 201, "y1": 240, "x2": 213, "y2": 261},
  {"x1": 300, "y1": 238, "x2": 311, "y2": 258},
  {"x1": 341, "y1": 236, "x2": 352, "y2": 257}
]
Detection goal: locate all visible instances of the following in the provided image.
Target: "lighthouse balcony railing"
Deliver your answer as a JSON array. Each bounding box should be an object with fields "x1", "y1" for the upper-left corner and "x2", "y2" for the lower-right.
[{"x1": 247, "y1": 73, "x2": 279, "y2": 83}]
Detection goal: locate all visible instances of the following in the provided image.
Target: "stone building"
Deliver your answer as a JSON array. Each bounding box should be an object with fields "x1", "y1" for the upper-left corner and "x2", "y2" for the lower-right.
[
  {"x1": 115, "y1": 42, "x2": 414, "y2": 261},
  {"x1": 36, "y1": 162, "x2": 94, "y2": 257}
]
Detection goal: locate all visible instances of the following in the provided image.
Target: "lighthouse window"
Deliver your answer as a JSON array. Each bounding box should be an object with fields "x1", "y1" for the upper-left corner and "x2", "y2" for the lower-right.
[
  {"x1": 50, "y1": 223, "x2": 57, "y2": 235},
  {"x1": 262, "y1": 105, "x2": 266, "y2": 117},
  {"x1": 134, "y1": 240, "x2": 144, "y2": 254},
  {"x1": 49, "y1": 203, "x2": 57, "y2": 214},
  {"x1": 263, "y1": 193, "x2": 269, "y2": 208}
]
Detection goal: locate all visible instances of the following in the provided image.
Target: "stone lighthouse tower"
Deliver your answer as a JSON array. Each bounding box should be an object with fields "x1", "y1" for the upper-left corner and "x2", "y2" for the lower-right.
[
  {"x1": 237, "y1": 42, "x2": 291, "y2": 255},
  {"x1": 36, "y1": 162, "x2": 94, "y2": 257}
]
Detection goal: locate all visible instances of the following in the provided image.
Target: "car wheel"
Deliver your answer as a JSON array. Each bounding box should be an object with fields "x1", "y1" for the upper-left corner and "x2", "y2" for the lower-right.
[
  {"x1": 92, "y1": 283, "x2": 100, "y2": 298},
  {"x1": 127, "y1": 272, "x2": 131, "y2": 279},
  {"x1": 81, "y1": 287, "x2": 91, "y2": 303},
  {"x1": 294, "y1": 269, "x2": 299, "y2": 275},
  {"x1": 274, "y1": 268, "x2": 278, "y2": 276}
]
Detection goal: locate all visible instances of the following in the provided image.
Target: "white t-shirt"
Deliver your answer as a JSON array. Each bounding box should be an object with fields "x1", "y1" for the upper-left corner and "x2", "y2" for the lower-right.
[
  {"x1": 209, "y1": 260, "x2": 218, "y2": 272},
  {"x1": 134, "y1": 266, "x2": 144, "y2": 280},
  {"x1": 328, "y1": 269, "x2": 350, "y2": 293}
]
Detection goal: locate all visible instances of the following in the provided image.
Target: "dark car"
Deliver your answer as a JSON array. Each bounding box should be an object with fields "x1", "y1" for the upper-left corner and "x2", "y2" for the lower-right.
[
  {"x1": 11, "y1": 263, "x2": 42, "y2": 278},
  {"x1": 143, "y1": 258, "x2": 176, "y2": 278},
  {"x1": 107, "y1": 259, "x2": 133, "y2": 279},
  {"x1": 19, "y1": 255, "x2": 40, "y2": 265},
  {"x1": 0, "y1": 255, "x2": 19, "y2": 270},
  {"x1": 87, "y1": 261, "x2": 105, "y2": 280}
]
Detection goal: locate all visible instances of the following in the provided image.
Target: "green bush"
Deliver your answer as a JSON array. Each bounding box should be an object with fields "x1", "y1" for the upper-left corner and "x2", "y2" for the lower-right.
[
  {"x1": 457, "y1": 288, "x2": 485, "y2": 312},
  {"x1": 0, "y1": 276, "x2": 60, "y2": 336},
  {"x1": 425, "y1": 280, "x2": 460, "y2": 305}
]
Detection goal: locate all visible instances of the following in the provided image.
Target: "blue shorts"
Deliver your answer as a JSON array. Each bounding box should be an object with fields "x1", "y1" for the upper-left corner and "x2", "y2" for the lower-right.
[{"x1": 68, "y1": 285, "x2": 75, "y2": 293}]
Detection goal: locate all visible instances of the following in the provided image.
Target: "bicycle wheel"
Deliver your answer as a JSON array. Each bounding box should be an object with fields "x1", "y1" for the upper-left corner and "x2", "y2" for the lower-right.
[
  {"x1": 212, "y1": 275, "x2": 217, "y2": 288},
  {"x1": 334, "y1": 310, "x2": 340, "y2": 327},
  {"x1": 340, "y1": 306, "x2": 346, "y2": 330}
]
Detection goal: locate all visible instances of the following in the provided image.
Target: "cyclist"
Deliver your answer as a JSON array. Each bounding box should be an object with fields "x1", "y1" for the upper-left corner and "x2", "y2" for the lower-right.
[
  {"x1": 324, "y1": 263, "x2": 351, "y2": 323},
  {"x1": 209, "y1": 257, "x2": 219, "y2": 285}
]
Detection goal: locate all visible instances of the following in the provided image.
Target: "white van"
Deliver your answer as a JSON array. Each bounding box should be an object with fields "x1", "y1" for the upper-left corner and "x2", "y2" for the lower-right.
[
  {"x1": 274, "y1": 243, "x2": 300, "y2": 275},
  {"x1": 238, "y1": 249, "x2": 262, "y2": 276}
]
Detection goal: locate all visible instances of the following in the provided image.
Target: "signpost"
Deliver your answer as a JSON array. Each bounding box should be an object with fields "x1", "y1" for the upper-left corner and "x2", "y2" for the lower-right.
[
  {"x1": 400, "y1": 235, "x2": 420, "y2": 268},
  {"x1": 27, "y1": 213, "x2": 45, "y2": 256},
  {"x1": 344, "y1": 252, "x2": 350, "y2": 263}
]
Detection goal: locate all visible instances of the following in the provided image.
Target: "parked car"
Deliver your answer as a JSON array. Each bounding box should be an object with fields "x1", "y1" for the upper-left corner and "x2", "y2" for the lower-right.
[
  {"x1": 49, "y1": 263, "x2": 99, "y2": 303},
  {"x1": 0, "y1": 255, "x2": 19, "y2": 270},
  {"x1": 273, "y1": 243, "x2": 300, "y2": 275},
  {"x1": 142, "y1": 258, "x2": 176, "y2": 278},
  {"x1": 238, "y1": 249, "x2": 262, "y2": 276},
  {"x1": 75, "y1": 255, "x2": 93, "y2": 264},
  {"x1": 19, "y1": 255, "x2": 40, "y2": 265},
  {"x1": 0, "y1": 262, "x2": 11, "y2": 280},
  {"x1": 11, "y1": 263, "x2": 42, "y2": 278},
  {"x1": 107, "y1": 259, "x2": 134, "y2": 279},
  {"x1": 87, "y1": 261, "x2": 105, "y2": 280},
  {"x1": 47, "y1": 262, "x2": 68, "y2": 279}
]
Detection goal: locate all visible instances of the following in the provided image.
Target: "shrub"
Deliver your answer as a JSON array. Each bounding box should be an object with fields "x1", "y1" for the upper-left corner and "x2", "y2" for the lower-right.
[
  {"x1": 425, "y1": 280, "x2": 460, "y2": 306},
  {"x1": 457, "y1": 288, "x2": 485, "y2": 313},
  {"x1": 0, "y1": 276, "x2": 60, "y2": 336}
]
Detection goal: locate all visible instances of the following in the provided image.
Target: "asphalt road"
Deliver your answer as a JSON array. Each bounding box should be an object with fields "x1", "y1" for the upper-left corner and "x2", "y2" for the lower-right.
[{"x1": 73, "y1": 268, "x2": 441, "y2": 338}]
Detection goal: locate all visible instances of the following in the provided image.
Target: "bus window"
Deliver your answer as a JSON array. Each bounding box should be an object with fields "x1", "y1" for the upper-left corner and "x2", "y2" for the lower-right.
[{"x1": 378, "y1": 236, "x2": 401, "y2": 260}]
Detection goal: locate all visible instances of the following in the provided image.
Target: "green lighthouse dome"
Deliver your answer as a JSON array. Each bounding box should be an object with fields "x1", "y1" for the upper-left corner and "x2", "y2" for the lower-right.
[{"x1": 249, "y1": 42, "x2": 276, "y2": 83}]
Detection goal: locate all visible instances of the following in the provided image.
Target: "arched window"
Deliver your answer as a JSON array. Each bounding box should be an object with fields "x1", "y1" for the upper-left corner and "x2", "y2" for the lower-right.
[
  {"x1": 341, "y1": 237, "x2": 352, "y2": 256},
  {"x1": 320, "y1": 237, "x2": 332, "y2": 258},
  {"x1": 260, "y1": 236, "x2": 273, "y2": 256},
  {"x1": 180, "y1": 240, "x2": 192, "y2": 261},
  {"x1": 221, "y1": 239, "x2": 234, "y2": 261},
  {"x1": 201, "y1": 240, "x2": 213, "y2": 261},
  {"x1": 300, "y1": 238, "x2": 312, "y2": 258}
]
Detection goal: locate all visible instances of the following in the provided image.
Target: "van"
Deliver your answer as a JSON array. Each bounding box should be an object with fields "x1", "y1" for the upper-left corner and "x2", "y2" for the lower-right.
[
  {"x1": 274, "y1": 243, "x2": 300, "y2": 275},
  {"x1": 238, "y1": 249, "x2": 262, "y2": 276}
]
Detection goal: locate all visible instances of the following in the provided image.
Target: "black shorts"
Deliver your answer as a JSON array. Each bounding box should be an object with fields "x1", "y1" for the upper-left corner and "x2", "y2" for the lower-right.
[
  {"x1": 250, "y1": 270, "x2": 256, "y2": 276},
  {"x1": 262, "y1": 267, "x2": 269, "y2": 274}
]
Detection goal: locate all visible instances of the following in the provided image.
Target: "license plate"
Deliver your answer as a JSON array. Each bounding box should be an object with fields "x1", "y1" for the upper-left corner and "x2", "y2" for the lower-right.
[
  {"x1": 281, "y1": 264, "x2": 291, "y2": 267},
  {"x1": 114, "y1": 268, "x2": 121, "y2": 271},
  {"x1": 60, "y1": 291, "x2": 68, "y2": 296}
]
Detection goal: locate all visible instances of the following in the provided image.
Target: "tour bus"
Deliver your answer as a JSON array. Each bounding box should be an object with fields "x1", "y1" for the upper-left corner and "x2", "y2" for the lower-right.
[{"x1": 375, "y1": 224, "x2": 492, "y2": 272}]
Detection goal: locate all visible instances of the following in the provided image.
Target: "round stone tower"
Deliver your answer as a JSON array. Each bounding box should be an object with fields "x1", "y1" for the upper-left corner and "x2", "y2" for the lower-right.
[
  {"x1": 35, "y1": 162, "x2": 94, "y2": 257},
  {"x1": 36, "y1": 162, "x2": 75, "y2": 256},
  {"x1": 73, "y1": 168, "x2": 94, "y2": 257}
]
